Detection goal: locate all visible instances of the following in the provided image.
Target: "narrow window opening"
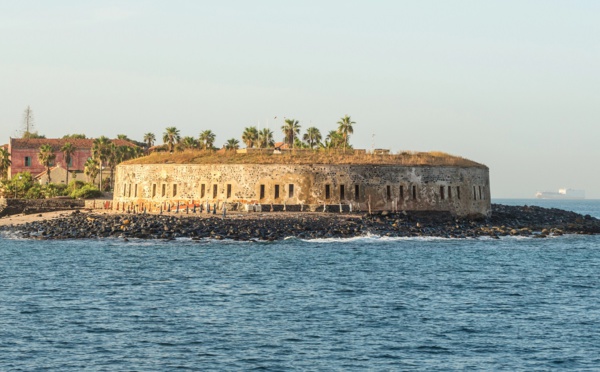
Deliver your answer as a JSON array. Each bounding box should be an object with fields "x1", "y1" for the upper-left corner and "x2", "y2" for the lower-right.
[
  {"x1": 473, "y1": 186, "x2": 477, "y2": 200},
  {"x1": 122, "y1": 184, "x2": 127, "y2": 197},
  {"x1": 226, "y1": 184, "x2": 232, "y2": 199},
  {"x1": 200, "y1": 184, "x2": 206, "y2": 198},
  {"x1": 212, "y1": 184, "x2": 218, "y2": 198},
  {"x1": 479, "y1": 186, "x2": 483, "y2": 200},
  {"x1": 152, "y1": 184, "x2": 157, "y2": 198},
  {"x1": 25, "y1": 156, "x2": 31, "y2": 166},
  {"x1": 440, "y1": 186, "x2": 445, "y2": 200},
  {"x1": 325, "y1": 185, "x2": 331, "y2": 199},
  {"x1": 448, "y1": 186, "x2": 452, "y2": 199},
  {"x1": 173, "y1": 184, "x2": 177, "y2": 197},
  {"x1": 386, "y1": 185, "x2": 391, "y2": 200},
  {"x1": 457, "y1": 186, "x2": 461, "y2": 199},
  {"x1": 289, "y1": 184, "x2": 294, "y2": 198},
  {"x1": 400, "y1": 185, "x2": 404, "y2": 199},
  {"x1": 355, "y1": 184, "x2": 360, "y2": 201},
  {"x1": 134, "y1": 184, "x2": 138, "y2": 197},
  {"x1": 162, "y1": 184, "x2": 166, "y2": 197},
  {"x1": 128, "y1": 184, "x2": 132, "y2": 197},
  {"x1": 260, "y1": 184, "x2": 265, "y2": 199},
  {"x1": 412, "y1": 185, "x2": 417, "y2": 199},
  {"x1": 274, "y1": 185, "x2": 280, "y2": 199},
  {"x1": 340, "y1": 185, "x2": 345, "y2": 200}
]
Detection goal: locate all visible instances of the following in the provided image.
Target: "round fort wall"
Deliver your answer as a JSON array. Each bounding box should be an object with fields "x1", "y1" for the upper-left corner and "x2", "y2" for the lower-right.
[{"x1": 113, "y1": 163, "x2": 491, "y2": 217}]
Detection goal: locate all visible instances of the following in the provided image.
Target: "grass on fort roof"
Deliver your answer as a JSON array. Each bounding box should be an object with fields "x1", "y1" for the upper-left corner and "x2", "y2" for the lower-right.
[{"x1": 122, "y1": 149, "x2": 486, "y2": 168}]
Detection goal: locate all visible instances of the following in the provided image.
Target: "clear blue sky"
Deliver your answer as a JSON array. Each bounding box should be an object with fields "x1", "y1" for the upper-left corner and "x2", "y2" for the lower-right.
[{"x1": 1, "y1": 1, "x2": 598, "y2": 198}]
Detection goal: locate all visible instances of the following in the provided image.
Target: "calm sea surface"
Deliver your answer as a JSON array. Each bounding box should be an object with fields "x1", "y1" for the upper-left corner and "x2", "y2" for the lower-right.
[{"x1": 1, "y1": 199, "x2": 600, "y2": 371}]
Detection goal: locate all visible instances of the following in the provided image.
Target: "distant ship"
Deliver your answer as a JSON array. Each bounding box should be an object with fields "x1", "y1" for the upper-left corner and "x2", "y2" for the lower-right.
[{"x1": 535, "y1": 188, "x2": 585, "y2": 200}]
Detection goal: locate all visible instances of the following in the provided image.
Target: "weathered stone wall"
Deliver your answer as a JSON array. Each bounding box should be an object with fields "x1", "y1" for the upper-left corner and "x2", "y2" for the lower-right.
[
  {"x1": 84, "y1": 199, "x2": 114, "y2": 210},
  {"x1": 0, "y1": 198, "x2": 85, "y2": 217},
  {"x1": 113, "y1": 163, "x2": 491, "y2": 217}
]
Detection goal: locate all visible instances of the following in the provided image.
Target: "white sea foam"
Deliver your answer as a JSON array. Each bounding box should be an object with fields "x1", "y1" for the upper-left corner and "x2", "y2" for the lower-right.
[{"x1": 297, "y1": 233, "x2": 458, "y2": 243}]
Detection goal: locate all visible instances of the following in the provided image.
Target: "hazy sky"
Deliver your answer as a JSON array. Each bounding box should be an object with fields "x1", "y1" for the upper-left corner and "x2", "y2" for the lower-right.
[{"x1": 1, "y1": 1, "x2": 598, "y2": 198}]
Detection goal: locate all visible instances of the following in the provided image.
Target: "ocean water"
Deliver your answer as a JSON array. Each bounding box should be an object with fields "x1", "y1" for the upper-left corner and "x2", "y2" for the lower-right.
[{"x1": 1, "y1": 200, "x2": 600, "y2": 371}]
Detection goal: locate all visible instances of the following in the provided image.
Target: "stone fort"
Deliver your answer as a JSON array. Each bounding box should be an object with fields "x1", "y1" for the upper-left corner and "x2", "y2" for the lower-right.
[{"x1": 112, "y1": 151, "x2": 491, "y2": 217}]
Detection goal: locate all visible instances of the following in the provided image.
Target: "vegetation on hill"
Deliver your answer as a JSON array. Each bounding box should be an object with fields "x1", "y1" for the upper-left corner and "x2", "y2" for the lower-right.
[
  {"x1": 122, "y1": 149, "x2": 486, "y2": 168},
  {"x1": 0, "y1": 173, "x2": 102, "y2": 199}
]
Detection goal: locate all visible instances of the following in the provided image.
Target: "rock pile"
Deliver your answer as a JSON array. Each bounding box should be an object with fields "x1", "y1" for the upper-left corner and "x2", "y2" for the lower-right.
[{"x1": 1, "y1": 204, "x2": 599, "y2": 241}]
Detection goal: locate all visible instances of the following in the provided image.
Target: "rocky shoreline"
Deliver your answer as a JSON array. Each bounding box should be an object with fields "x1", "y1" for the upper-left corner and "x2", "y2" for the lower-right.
[{"x1": 1, "y1": 204, "x2": 599, "y2": 241}]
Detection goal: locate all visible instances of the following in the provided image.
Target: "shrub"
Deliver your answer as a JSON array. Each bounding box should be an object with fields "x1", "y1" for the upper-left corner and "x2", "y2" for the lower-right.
[
  {"x1": 43, "y1": 183, "x2": 68, "y2": 198},
  {"x1": 67, "y1": 180, "x2": 86, "y2": 194},
  {"x1": 25, "y1": 184, "x2": 44, "y2": 199},
  {"x1": 71, "y1": 184, "x2": 102, "y2": 199}
]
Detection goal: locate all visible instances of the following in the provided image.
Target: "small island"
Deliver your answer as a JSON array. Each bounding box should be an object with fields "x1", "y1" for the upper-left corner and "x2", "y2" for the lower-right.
[{"x1": 2, "y1": 121, "x2": 597, "y2": 241}]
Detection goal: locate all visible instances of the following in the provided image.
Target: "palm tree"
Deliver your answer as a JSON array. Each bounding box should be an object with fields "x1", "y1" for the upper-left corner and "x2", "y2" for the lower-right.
[
  {"x1": 84, "y1": 158, "x2": 100, "y2": 186},
  {"x1": 106, "y1": 143, "x2": 120, "y2": 191},
  {"x1": 143, "y1": 132, "x2": 156, "y2": 153},
  {"x1": 241, "y1": 126, "x2": 259, "y2": 148},
  {"x1": 0, "y1": 147, "x2": 11, "y2": 180},
  {"x1": 225, "y1": 138, "x2": 240, "y2": 150},
  {"x1": 303, "y1": 127, "x2": 322, "y2": 149},
  {"x1": 37, "y1": 144, "x2": 56, "y2": 184},
  {"x1": 337, "y1": 115, "x2": 356, "y2": 152},
  {"x1": 281, "y1": 119, "x2": 301, "y2": 147},
  {"x1": 258, "y1": 128, "x2": 274, "y2": 148},
  {"x1": 181, "y1": 136, "x2": 198, "y2": 150},
  {"x1": 92, "y1": 136, "x2": 111, "y2": 191},
  {"x1": 325, "y1": 130, "x2": 344, "y2": 149},
  {"x1": 199, "y1": 130, "x2": 216, "y2": 150},
  {"x1": 61, "y1": 142, "x2": 75, "y2": 185},
  {"x1": 163, "y1": 127, "x2": 181, "y2": 153},
  {"x1": 116, "y1": 145, "x2": 140, "y2": 162}
]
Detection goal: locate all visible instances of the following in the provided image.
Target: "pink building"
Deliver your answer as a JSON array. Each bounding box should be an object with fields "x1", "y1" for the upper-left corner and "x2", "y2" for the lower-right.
[{"x1": 7, "y1": 138, "x2": 136, "y2": 183}]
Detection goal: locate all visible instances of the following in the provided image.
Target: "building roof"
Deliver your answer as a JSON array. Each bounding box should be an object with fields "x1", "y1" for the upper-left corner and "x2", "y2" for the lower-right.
[
  {"x1": 33, "y1": 165, "x2": 61, "y2": 179},
  {"x1": 9, "y1": 138, "x2": 137, "y2": 149},
  {"x1": 273, "y1": 142, "x2": 290, "y2": 150}
]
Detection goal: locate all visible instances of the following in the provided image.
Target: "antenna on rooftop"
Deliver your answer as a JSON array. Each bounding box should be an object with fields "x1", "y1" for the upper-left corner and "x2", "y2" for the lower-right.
[
  {"x1": 21, "y1": 105, "x2": 35, "y2": 139},
  {"x1": 371, "y1": 133, "x2": 375, "y2": 152}
]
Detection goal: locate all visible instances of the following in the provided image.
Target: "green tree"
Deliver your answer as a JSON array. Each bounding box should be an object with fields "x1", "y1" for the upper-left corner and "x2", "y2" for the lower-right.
[
  {"x1": 106, "y1": 143, "x2": 120, "y2": 190},
  {"x1": 61, "y1": 142, "x2": 75, "y2": 185},
  {"x1": 163, "y1": 127, "x2": 181, "y2": 153},
  {"x1": 117, "y1": 145, "x2": 142, "y2": 162},
  {"x1": 22, "y1": 131, "x2": 45, "y2": 139},
  {"x1": 336, "y1": 115, "x2": 356, "y2": 152},
  {"x1": 181, "y1": 136, "x2": 198, "y2": 150},
  {"x1": 199, "y1": 130, "x2": 216, "y2": 150},
  {"x1": 84, "y1": 158, "x2": 100, "y2": 186},
  {"x1": 225, "y1": 138, "x2": 240, "y2": 150},
  {"x1": 325, "y1": 130, "x2": 344, "y2": 149},
  {"x1": 241, "y1": 126, "x2": 258, "y2": 148},
  {"x1": 92, "y1": 136, "x2": 111, "y2": 191},
  {"x1": 258, "y1": 128, "x2": 274, "y2": 148},
  {"x1": 37, "y1": 144, "x2": 56, "y2": 184},
  {"x1": 0, "y1": 172, "x2": 34, "y2": 198},
  {"x1": 143, "y1": 132, "x2": 156, "y2": 151},
  {"x1": 281, "y1": 119, "x2": 301, "y2": 147},
  {"x1": 0, "y1": 147, "x2": 11, "y2": 180},
  {"x1": 303, "y1": 127, "x2": 322, "y2": 149},
  {"x1": 62, "y1": 134, "x2": 86, "y2": 139}
]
